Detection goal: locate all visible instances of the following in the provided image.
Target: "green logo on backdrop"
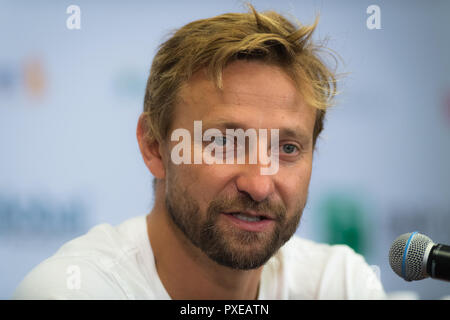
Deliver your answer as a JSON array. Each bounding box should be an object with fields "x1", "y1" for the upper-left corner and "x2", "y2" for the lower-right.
[{"x1": 318, "y1": 192, "x2": 369, "y2": 255}]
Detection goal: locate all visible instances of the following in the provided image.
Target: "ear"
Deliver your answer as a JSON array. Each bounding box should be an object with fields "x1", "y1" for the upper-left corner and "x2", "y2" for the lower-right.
[{"x1": 136, "y1": 113, "x2": 166, "y2": 179}]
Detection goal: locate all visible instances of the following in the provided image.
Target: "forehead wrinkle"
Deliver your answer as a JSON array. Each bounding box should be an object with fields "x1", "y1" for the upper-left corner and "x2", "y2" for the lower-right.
[
  {"x1": 178, "y1": 67, "x2": 302, "y2": 112},
  {"x1": 175, "y1": 63, "x2": 314, "y2": 131},
  {"x1": 202, "y1": 116, "x2": 311, "y2": 141}
]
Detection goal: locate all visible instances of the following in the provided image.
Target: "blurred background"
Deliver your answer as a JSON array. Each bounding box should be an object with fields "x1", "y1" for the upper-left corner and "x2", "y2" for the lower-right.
[{"x1": 0, "y1": 0, "x2": 449, "y2": 299}]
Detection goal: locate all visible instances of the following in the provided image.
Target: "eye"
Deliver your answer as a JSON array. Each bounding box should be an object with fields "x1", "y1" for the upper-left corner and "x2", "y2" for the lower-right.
[
  {"x1": 213, "y1": 135, "x2": 228, "y2": 147},
  {"x1": 211, "y1": 135, "x2": 236, "y2": 153},
  {"x1": 281, "y1": 143, "x2": 298, "y2": 154}
]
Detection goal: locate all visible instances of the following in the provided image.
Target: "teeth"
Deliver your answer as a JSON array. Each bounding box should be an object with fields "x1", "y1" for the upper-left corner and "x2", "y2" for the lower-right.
[{"x1": 232, "y1": 213, "x2": 262, "y2": 222}]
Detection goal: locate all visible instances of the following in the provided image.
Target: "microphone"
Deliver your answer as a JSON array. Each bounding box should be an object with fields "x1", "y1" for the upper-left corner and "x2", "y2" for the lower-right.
[{"x1": 389, "y1": 231, "x2": 450, "y2": 282}]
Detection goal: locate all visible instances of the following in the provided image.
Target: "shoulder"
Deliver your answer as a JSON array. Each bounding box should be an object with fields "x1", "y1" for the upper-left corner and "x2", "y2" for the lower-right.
[
  {"x1": 281, "y1": 235, "x2": 360, "y2": 268},
  {"x1": 279, "y1": 235, "x2": 386, "y2": 299},
  {"x1": 13, "y1": 216, "x2": 146, "y2": 299},
  {"x1": 58, "y1": 216, "x2": 145, "y2": 258}
]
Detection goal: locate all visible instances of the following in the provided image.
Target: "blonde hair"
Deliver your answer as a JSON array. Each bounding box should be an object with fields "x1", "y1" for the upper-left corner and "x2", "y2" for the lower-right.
[{"x1": 143, "y1": 5, "x2": 338, "y2": 145}]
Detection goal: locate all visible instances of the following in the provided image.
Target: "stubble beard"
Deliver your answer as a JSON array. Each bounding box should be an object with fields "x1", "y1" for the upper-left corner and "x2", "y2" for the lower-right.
[{"x1": 164, "y1": 175, "x2": 305, "y2": 270}]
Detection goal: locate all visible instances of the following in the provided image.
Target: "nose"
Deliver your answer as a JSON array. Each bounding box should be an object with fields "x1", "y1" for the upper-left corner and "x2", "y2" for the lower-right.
[{"x1": 235, "y1": 165, "x2": 275, "y2": 203}]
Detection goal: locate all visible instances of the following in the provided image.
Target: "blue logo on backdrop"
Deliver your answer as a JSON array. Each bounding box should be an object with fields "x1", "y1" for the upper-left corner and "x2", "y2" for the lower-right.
[{"x1": 0, "y1": 194, "x2": 87, "y2": 237}]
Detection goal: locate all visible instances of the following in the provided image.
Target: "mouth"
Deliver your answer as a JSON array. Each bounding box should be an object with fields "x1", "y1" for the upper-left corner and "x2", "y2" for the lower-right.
[
  {"x1": 220, "y1": 210, "x2": 275, "y2": 232},
  {"x1": 226, "y1": 210, "x2": 272, "y2": 221}
]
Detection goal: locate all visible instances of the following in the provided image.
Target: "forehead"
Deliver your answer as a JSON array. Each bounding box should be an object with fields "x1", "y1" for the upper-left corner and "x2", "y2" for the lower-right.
[{"x1": 174, "y1": 60, "x2": 315, "y2": 133}]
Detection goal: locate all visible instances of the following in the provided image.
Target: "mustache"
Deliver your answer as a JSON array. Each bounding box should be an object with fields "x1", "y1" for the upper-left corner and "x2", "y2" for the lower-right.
[{"x1": 207, "y1": 193, "x2": 286, "y2": 221}]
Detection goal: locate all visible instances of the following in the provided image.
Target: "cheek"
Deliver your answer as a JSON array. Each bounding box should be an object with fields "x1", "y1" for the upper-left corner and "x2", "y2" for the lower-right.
[
  {"x1": 170, "y1": 163, "x2": 236, "y2": 208},
  {"x1": 277, "y1": 161, "x2": 313, "y2": 209}
]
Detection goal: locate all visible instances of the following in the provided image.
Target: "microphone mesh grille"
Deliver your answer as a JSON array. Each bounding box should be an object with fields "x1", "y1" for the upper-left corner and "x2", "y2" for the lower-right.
[
  {"x1": 389, "y1": 233, "x2": 409, "y2": 278},
  {"x1": 388, "y1": 232, "x2": 433, "y2": 281}
]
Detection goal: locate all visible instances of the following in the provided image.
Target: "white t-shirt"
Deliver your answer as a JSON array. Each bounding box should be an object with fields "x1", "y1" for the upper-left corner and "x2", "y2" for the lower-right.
[{"x1": 13, "y1": 215, "x2": 386, "y2": 299}]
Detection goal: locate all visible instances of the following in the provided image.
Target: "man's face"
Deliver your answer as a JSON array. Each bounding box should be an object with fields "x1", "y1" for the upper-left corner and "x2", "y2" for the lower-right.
[{"x1": 162, "y1": 60, "x2": 316, "y2": 270}]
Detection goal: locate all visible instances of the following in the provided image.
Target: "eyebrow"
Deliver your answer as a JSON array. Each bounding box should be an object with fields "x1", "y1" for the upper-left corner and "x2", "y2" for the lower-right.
[
  {"x1": 278, "y1": 127, "x2": 312, "y2": 145},
  {"x1": 202, "y1": 119, "x2": 312, "y2": 145}
]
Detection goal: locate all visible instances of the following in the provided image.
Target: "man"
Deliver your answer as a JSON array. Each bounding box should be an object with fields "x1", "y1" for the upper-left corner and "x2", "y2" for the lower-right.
[{"x1": 13, "y1": 6, "x2": 385, "y2": 299}]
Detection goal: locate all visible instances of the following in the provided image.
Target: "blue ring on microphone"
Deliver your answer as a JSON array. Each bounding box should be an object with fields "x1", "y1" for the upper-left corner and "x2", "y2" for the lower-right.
[{"x1": 402, "y1": 231, "x2": 418, "y2": 279}]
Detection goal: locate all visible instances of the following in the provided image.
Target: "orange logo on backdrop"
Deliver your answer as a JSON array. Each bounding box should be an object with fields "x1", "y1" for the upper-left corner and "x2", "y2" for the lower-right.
[{"x1": 23, "y1": 56, "x2": 46, "y2": 100}]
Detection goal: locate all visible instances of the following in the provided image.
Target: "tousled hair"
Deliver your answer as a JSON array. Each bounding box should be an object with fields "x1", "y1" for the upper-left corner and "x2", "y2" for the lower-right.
[{"x1": 142, "y1": 5, "x2": 338, "y2": 150}]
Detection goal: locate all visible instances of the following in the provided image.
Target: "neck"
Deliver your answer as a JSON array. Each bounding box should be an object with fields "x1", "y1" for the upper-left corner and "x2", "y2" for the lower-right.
[{"x1": 146, "y1": 191, "x2": 262, "y2": 300}]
